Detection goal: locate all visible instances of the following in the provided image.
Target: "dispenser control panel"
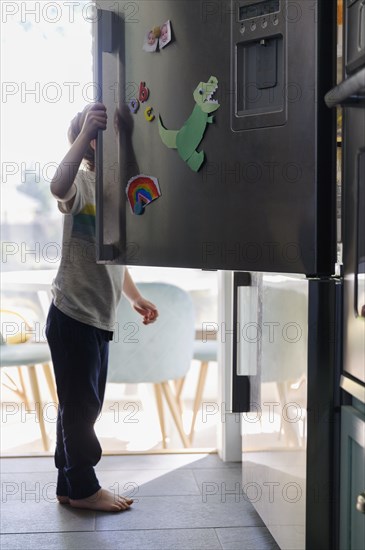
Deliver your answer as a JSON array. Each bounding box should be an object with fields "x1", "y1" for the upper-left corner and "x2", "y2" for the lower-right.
[
  {"x1": 231, "y1": 0, "x2": 287, "y2": 131},
  {"x1": 237, "y1": 0, "x2": 281, "y2": 36},
  {"x1": 239, "y1": 0, "x2": 280, "y2": 21}
]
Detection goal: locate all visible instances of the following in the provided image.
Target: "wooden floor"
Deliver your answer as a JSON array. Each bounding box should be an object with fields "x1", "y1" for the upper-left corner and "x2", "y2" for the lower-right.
[{"x1": 0, "y1": 453, "x2": 280, "y2": 550}]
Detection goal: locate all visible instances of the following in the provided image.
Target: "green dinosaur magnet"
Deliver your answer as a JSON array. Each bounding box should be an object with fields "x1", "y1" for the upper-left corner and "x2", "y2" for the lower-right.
[{"x1": 158, "y1": 76, "x2": 220, "y2": 172}]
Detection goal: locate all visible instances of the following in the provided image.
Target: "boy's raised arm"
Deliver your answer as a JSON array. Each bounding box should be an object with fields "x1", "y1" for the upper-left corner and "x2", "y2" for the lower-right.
[{"x1": 50, "y1": 103, "x2": 107, "y2": 203}]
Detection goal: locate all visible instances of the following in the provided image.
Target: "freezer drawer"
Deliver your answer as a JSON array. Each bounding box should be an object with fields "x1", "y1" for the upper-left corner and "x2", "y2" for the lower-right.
[
  {"x1": 238, "y1": 275, "x2": 340, "y2": 549},
  {"x1": 240, "y1": 273, "x2": 308, "y2": 550}
]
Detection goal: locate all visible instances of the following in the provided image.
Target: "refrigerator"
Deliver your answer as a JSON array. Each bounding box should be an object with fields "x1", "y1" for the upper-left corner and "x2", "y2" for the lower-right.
[{"x1": 93, "y1": 1, "x2": 341, "y2": 549}]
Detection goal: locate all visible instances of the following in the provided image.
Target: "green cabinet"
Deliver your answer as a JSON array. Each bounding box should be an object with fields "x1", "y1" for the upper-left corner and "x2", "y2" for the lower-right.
[{"x1": 340, "y1": 405, "x2": 365, "y2": 550}]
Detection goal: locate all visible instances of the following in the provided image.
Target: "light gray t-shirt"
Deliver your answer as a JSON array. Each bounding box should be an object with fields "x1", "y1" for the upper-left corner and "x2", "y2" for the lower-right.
[{"x1": 51, "y1": 169, "x2": 125, "y2": 332}]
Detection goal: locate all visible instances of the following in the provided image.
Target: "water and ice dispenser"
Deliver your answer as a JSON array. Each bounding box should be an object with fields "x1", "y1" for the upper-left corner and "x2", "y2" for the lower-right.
[{"x1": 231, "y1": 0, "x2": 287, "y2": 130}]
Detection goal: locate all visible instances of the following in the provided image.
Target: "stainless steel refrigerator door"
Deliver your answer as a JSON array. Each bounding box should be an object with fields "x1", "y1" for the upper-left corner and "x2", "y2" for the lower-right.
[
  {"x1": 94, "y1": 0, "x2": 336, "y2": 274},
  {"x1": 343, "y1": 92, "x2": 365, "y2": 384},
  {"x1": 327, "y1": 63, "x2": 365, "y2": 384}
]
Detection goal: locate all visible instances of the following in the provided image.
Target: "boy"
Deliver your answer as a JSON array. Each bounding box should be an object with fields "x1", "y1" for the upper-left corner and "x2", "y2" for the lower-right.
[{"x1": 46, "y1": 102, "x2": 158, "y2": 512}]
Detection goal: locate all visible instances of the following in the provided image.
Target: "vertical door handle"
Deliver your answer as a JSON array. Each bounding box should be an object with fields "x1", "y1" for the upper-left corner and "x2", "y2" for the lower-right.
[
  {"x1": 231, "y1": 272, "x2": 253, "y2": 412},
  {"x1": 95, "y1": 9, "x2": 116, "y2": 262},
  {"x1": 356, "y1": 492, "x2": 365, "y2": 514},
  {"x1": 355, "y1": 151, "x2": 365, "y2": 316},
  {"x1": 359, "y1": 1, "x2": 365, "y2": 51}
]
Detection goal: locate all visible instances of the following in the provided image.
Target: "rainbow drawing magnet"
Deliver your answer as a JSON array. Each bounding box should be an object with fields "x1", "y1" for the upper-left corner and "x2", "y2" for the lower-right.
[{"x1": 126, "y1": 174, "x2": 161, "y2": 215}]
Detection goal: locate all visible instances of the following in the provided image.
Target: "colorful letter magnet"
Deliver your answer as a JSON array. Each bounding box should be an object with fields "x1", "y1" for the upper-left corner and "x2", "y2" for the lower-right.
[
  {"x1": 129, "y1": 98, "x2": 140, "y2": 113},
  {"x1": 144, "y1": 106, "x2": 155, "y2": 122}
]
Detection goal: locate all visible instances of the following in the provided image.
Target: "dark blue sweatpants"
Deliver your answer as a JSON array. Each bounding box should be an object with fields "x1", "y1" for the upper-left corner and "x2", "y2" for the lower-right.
[{"x1": 45, "y1": 301, "x2": 113, "y2": 499}]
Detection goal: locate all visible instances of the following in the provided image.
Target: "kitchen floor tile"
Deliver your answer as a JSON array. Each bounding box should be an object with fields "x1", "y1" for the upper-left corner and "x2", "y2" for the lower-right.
[
  {"x1": 0, "y1": 528, "x2": 222, "y2": 550},
  {"x1": 216, "y1": 526, "x2": 280, "y2": 549}
]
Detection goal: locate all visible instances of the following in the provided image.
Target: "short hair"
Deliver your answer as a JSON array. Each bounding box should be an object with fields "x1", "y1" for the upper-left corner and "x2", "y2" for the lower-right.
[{"x1": 67, "y1": 104, "x2": 95, "y2": 171}]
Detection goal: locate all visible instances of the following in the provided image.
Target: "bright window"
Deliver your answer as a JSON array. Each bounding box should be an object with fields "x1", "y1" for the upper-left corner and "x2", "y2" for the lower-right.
[{"x1": 1, "y1": 1, "x2": 93, "y2": 271}]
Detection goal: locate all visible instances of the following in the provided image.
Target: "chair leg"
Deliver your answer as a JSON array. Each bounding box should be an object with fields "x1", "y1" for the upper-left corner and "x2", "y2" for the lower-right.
[
  {"x1": 189, "y1": 361, "x2": 209, "y2": 444},
  {"x1": 153, "y1": 383, "x2": 167, "y2": 449},
  {"x1": 174, "y1": 376, "x2": 186, "y2": 415},
  {"x1": 174, "y1": 377, "x2": 185, "y2": 398},
  {"x1": 18, "y1": 367, "x2": 30, "y2": 410},
  {"x1": 161, "y1": 381, "x2": 190, "y2": 448},
  {"x1": 27, "y1": 365, "x2": 49, "y2": 451},
  {"x1": 2, "y1": 368, "x2": 30, "y2": 409},
  {"x1": 42, "y1": 363, "x2": 58, "y2": 404}
]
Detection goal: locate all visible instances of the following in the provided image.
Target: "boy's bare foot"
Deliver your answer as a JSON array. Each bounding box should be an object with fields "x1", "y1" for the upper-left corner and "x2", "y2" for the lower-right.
[
  {"x1": 69, "y1": 488, "x2": 133, "y2": 512},
  {"x1": 57, "y1": 495, "x2": 70, "y2": 504}
]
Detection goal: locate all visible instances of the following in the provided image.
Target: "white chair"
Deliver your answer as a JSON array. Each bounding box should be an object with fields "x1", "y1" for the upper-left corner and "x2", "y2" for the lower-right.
[
  {"x1": 0, "y1": 310, "x2": 57, "y2": 451},
  {"x1": 107, "y1": 282, "x2": 195, "y2": 448}
]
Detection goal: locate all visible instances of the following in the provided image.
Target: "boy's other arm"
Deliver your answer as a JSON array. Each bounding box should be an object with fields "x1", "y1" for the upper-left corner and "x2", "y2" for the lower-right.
[
  {"x1": 122, "y1": 268, "x2": 142, "y2": 304},
  {"x1": 122, "y1": 268, "x2": 158, "y2": 325}
]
